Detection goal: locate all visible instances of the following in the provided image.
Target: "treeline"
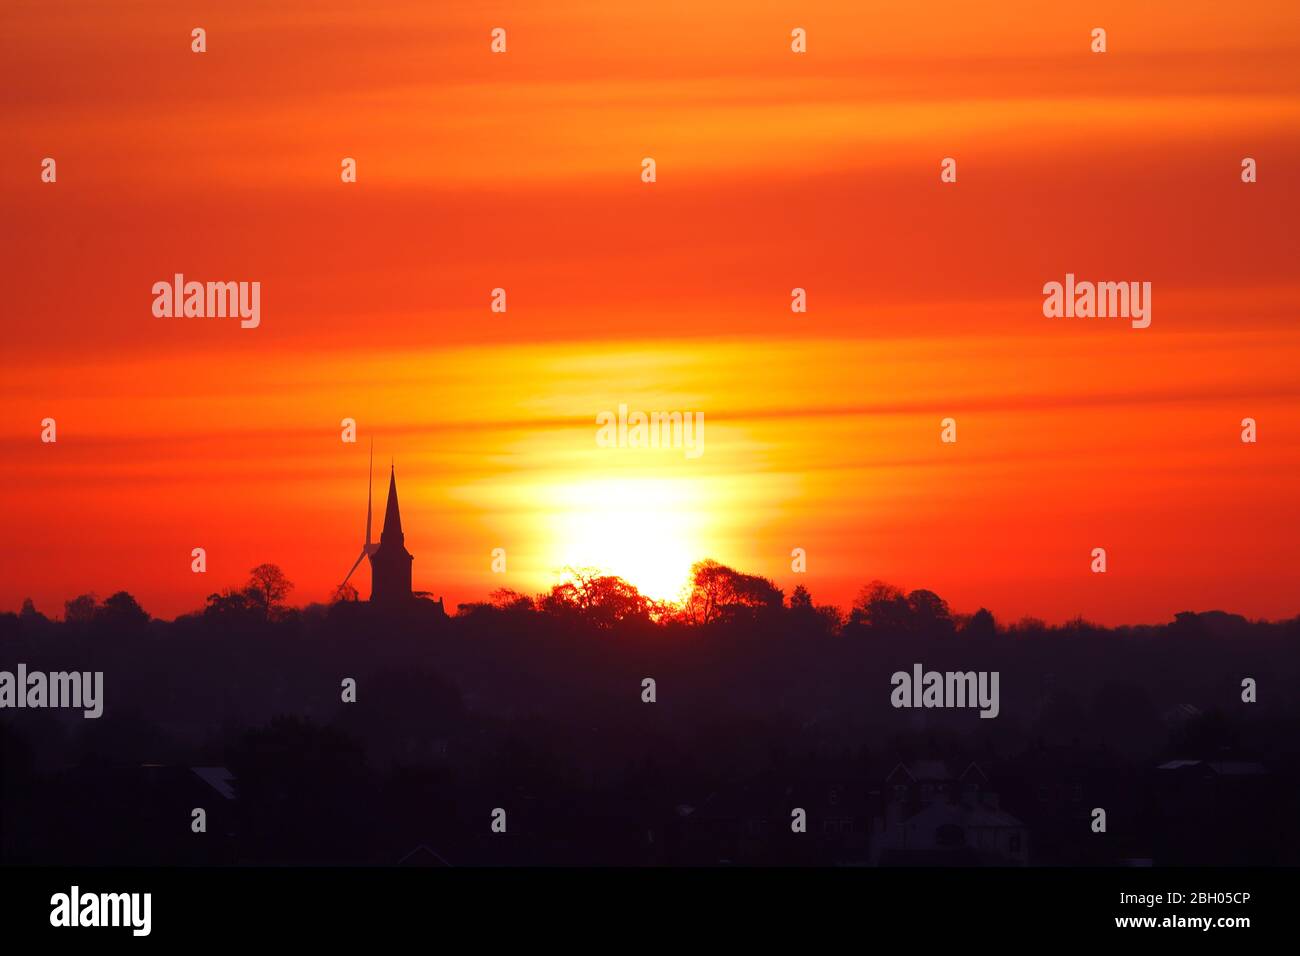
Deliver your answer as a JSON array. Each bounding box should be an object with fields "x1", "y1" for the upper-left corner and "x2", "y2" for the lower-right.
[
  {"x1": 4, "y1": 560, "x2": 1300, "y2": 866},
  {"x1": 9, "y1": 557, "x2": 1293, "y2": 640}
]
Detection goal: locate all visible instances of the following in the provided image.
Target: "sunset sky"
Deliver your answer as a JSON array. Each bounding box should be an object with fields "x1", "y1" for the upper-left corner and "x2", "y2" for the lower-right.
[{"x1": 2, "y1": 1, "x2": 1298, "y2": 624}]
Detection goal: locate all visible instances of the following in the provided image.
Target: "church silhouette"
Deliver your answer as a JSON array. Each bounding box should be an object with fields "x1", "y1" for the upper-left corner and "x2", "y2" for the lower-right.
[
  {"x1": 370, "y1": 465, "x2": 414, "y2": 605},
  {"x1": 341, "y1": 449, "x2": 445, "y2": 615}
]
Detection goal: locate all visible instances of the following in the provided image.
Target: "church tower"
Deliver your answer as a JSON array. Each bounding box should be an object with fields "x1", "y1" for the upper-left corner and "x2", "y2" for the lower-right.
[{"x1": 369, "y1": 465, "x2": 414, "y2": 604}]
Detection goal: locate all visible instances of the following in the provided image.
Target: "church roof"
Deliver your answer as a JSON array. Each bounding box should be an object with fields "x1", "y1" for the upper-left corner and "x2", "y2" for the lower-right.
[{"x1": 381, "y1": 465, "x2": 403, "y2": 541}]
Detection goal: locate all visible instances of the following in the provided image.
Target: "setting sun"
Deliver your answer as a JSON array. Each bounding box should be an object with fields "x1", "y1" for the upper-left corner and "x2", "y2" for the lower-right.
[{"x1": 544, "y1": 477, "x2": 707, "y2": 603}]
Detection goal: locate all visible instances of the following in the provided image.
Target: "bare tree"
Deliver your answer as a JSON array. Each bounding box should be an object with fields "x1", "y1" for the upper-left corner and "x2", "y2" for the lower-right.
[
  {"x1": 539, "y1": 568, "x2": 652, "y2": 628},
  {"x1": 331, "y1": 581, "x2": 359, "y2": 604},
  {"x1": 247, "y1": 564, "x2": 294, "y2": 619}
]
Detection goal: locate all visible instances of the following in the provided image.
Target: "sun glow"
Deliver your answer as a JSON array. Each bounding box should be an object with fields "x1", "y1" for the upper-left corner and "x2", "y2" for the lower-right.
[{"x1": 544, "y1": 477, "x2": 708, "y2": 604}]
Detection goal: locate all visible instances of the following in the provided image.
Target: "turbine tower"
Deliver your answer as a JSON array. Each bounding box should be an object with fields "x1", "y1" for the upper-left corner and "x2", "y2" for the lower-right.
[{"x1": 340, "y1": 440, "x2": 380, "y2": 590}]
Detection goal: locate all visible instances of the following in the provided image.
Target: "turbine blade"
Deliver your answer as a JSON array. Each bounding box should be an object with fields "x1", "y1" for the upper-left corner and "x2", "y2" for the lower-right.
[
  {"x1": 365, "y1": 438, "x2": 374, "y2": 546},
  {"x1": 341, "y1": 548, "x2": 367, "y2": 586}
]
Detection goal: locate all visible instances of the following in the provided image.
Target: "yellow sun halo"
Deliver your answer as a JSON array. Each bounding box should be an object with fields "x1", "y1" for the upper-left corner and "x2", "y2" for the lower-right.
[{"x1": 544, "y1": 477, "x2": 705, "y2": 603}]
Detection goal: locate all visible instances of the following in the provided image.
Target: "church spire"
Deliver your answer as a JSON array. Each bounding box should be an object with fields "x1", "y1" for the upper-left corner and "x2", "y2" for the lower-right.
[
  {"x1": 369, "y1": 461, "x2": 414, "y2": 605},
  {"x1": 381, "y1": 464, "x2": 403, "y2": 542}
]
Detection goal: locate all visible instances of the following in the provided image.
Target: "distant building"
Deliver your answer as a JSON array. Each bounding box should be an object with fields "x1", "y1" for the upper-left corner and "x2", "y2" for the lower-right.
[{"x1": 872, "y1": 761, "x2": 1029, "y2": 865}]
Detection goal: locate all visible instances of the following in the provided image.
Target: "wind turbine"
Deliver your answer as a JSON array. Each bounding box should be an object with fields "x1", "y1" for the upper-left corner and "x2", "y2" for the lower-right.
[{"x1": 340, "y1": 439, "x2": 380, "y2": 590}]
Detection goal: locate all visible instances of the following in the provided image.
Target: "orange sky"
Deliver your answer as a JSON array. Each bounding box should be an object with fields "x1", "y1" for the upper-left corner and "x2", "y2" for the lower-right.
[{"x1": 2, "y1": 1, "x2": 1298, "y2": 623}]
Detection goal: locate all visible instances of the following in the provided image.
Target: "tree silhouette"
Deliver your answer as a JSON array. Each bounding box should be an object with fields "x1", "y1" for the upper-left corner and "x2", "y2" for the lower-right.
[
  {"x1": 95, "y1": 591, "x2": 149, "y2": 630},
  {"x1": 849, "y1": 580, "x2": 910, "y2": 634},
  {"x1": 204, "y1": 587, "x2": 256, "y2": 621},
  {"x1": 489, "y1": 588, "x2": 535, "y2": 612},
  {"x1": 684, "y1": 559, "x2": 782, "y2": 625},
  {"x1": 907, "y1": 589, "x2": 954, "y2": 637},
  {"x1": 246, "y1": 564, "x2": 294, "y2": 620},
  {"x1": 963, "y1": 607, "x2": 997, "y2": 639},
  {"x1": 786, "y1": 584, "x2": 843, "y2": 637},
  {"x1": 331, "y1": 582, "x2": 359, "y2": 604},
  {"x1": 540, "y1": 570, "x2": 653, "y2": 629},
  {"x1": 789, "y1": 584, "x2": 813, "y2": 611},
  {"x1": 63, "y1": 593, "x2": 98, "y2": 624}
]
